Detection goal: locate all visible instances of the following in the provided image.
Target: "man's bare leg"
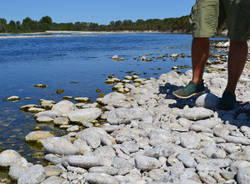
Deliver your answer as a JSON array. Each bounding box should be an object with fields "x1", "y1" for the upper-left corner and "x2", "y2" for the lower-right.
[
  {"x1": 225, "y1": 40, "x2": 248, "y2": 94},
  {"x1": 191, "y1": 37, "x2": 210, "y2": 84}
]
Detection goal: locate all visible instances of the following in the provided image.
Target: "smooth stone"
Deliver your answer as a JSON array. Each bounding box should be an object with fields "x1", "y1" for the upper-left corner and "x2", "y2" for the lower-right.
[
  {"x1": 51, "y1": 100, "x2": 76, "y2": 116},
  {"x1": 180, "y1": 132, "x2": 201, "y2": 149},
  {"x1": 180, "y1": 107, "x2": 214, "y2": 121},
  {"x1": 177, "y1": 153, "x2": 197, "y2": 168},
  {"x1": 68, "y1": 108, "x2": 102, "y2": 123},
  {"x1": 66, "y1": 125, "x2": 79, "y2": 132},
  {"x1": 40, "y1": 99, "x2": 55, "y2": 110},
  {"x1": 77, "y1": 127, "x2": 114, "y2": 149},
  {"x1": 41, "y1": 137, "x2": 79, "y2": 155},
  {"x1": 148, "y1": 169, "x2": 165, "y2": 181},
  {"x1": 73, "y1": 139, "x2": 92, "y2": 154},
  {"x1": 100, "y1": 92, "x2": 126, "y2": 105},
  {"x1": 40, "y1": 176, "x2": 65, "y2": 184},
  {"x1": 53, "y1": 117, "x2": 69, "y2": 125},
  {"x1": 74, "y1": 97, "x2": 90, "y2": 103},
  {"x1": 25, "y1": 131, "x2": 54, "y2": 142},
  {"x1": 213, "y1": 127, "x2": 230, "y2": 137},
  {"x1": 34, "y1": 110, "x2": 61, "y2": 119},
  {"x1": 111, "y1": 156, "x2": 134, "y2": 175},
  {"x1": 18, "y1": 165, "x2": 46, "y2": 184},
  {"x1": 64, "y1": 155, "x2": 102, "y2": 169},
  {"x1": 8, "y1": 158, "x2": 31, "y2": 180},
  {"x1": 7, "y1": 96, "x2": 20, "y2": 101},
  {"x1": 0, "y1": 149, "x2": 22, "y2": 167},
  {"x1": 143, "y1": 144, "x2": 178, "y2": 158},
  {"x1": 94, "y1": 146, "x2": 116, "y2": 166},
  {"x1": 134, "y1": 154, "x2": 161, "y2": 171},
  {"x1": 106, "y1": 107, "x2": 153, "y2": 125},
  {"x1": 36, "y1": 116, "x2": 54, "y2": 123},
  {"x1": 66, "y1": 165, "x2": 87, "y2": 174},
  {"x1": 196, "y1": 159, "x2": 232, "y2": 172},
  {"x1": 44, "y1": 165, "x2": 62, "y2": 177},
  {"x1": 84, "y1": 173, "x2": 119, "y2": 184},
  {"x1": 44, "y1": 154, "x2": 62, "y2": 165},
  {"x1": 121, "y1": 141, "x2": 139, "y2": 153},
  {"x1": 28, "y1": 107, "x2": 45, "y2": 113},
  {"x1": 202, "y1": 145, "x2": 227, "y2": 159},
  {"x1": 223, "y1": 135, "x2": 250, "y2": 145},
  {"x1": 195, "y1": 93, "x2": 219, "y2": 110},
  {"x1": 198, "y1": 172, "x2": 217, "y2": 184},
  {"x1": 89, "y1": 166, "x2": 118, "y2": 176},
  {"x1": 237, "y1": 166, "x2": 250, "y2": 184},
  {"x1": 20, "y1": 104, "x2": 39, "y2": 111},
  {"x1": 148, "y1": 129, "x2": 175, "y2": 146},
  {"x1": 229, "y1": 151, "x2": 250, "y2": 161}
]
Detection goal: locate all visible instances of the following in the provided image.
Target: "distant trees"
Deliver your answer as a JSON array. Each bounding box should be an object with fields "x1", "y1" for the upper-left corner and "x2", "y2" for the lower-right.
[{"x1": 0, "y1": 15, "x2": 192, "y2": 33}]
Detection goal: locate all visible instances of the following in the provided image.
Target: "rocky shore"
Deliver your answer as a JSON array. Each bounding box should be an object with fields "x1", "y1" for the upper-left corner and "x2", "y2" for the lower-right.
[{"x1": 0, "y1": 41, "x2": 249, "y2": 184}]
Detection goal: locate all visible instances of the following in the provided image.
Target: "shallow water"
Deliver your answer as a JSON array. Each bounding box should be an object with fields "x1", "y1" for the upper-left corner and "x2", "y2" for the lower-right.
[{"x1": 0, "y1": 33, "x2": 197, "y2": 163}]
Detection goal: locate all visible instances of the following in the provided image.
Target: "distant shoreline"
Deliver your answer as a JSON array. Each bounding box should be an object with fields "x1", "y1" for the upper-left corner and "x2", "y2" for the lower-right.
[{"x1": 0, "y1": 30, "x2": 190, "y2": 39}]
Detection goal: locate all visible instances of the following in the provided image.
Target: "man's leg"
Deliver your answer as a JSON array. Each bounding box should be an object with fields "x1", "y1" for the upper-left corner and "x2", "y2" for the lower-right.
[
  {"x1": 172, "y1": 37, "x2": 208, "y2": 99},
  {"x1": 191, "y1": 37, "x2": 210, "y2": 85},
  {"x1": 225, "y1": 40, "x2": 248, "y2": 94}
]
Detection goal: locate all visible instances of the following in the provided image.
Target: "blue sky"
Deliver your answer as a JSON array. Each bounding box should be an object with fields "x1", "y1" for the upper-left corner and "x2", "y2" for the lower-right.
[{"x1": 1, "y1": 0, "x2": 196, "y2": 24}]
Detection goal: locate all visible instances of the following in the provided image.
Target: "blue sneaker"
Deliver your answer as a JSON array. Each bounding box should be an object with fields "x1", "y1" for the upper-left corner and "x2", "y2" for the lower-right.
[
  {"x1": 217, "y1": 91, "x2": 236, "y2": 110},
  {"x1": 173, "y1": 81, "x2": 205, "y2": 99}
]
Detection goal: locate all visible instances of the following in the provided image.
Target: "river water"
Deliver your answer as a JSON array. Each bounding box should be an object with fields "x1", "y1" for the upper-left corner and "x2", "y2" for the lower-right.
[{"x1": 0, "y1": 33, "x2": 195, "y2": 163}]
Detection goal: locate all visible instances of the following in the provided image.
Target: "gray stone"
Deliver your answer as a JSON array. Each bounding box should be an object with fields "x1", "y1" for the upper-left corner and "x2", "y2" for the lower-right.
[
  {"x1": 44, "y1": 165, "x2": 62, "y2": 177},
  {"x1": 149, "y1": 129, "x2": 175, "y2": 146},
  {"x1": 89, "y1": 166, "x2": 118, "y2": 176},
  {"x1": 41, "y1": 137, "x2": 79, "y2": 155},
  {"x1": 8, "y1": 158, "x2": 31, "y2": 180},
  {"x1": 25, "y1": 131, "x2": 54, "y2": 142},
  {"x1": 77, "y1": 127, "x2": 115, "y2": 149},
  {"x1": 195, "y1": 93, "x2": 219, "y2": 110},
  {"x1": 196, "y1": 159, "x2": 232, "y2": 172},
  {"x1": 85, "y1": 173, "x2": 119, "y2": 184},
  {"x1": 213, "y1": 127, "x2": 230, "y2": 137},
  {"x1": 51, "y1": 100, "x2": 76, "y2": 116},
  {"x1": 177, "y1": 153, "x2": 197, "y2": 168},
  {"x1": 68, "y1": 108, "x2": 102, "y2": 123},
  {"x1": 180, "y1": 132, "x2": 201, "y2": 149},
  {"x1": 73, "y1": 138, "x2": 92, "y2": 154},
  {"x1": 53, "y1": 117, "x2": 69, "y2": 125},
  {"x1": 40, "y1": 176, "x2": 65, "y2": 184},
  {"x1": 64, "y1": 155, "x2": 102, "y2": 169},
  {"x1": 121, "y1": 141, "x2": 139, "y2": 153},
  {"x1": 44, "y1": 154, "x2": 62, "y2": 165},
  {"x1": 18, "y1": 165, "x2": 46, "y2": 184},
  {"x1": 202, "y1": 146, "x2": 226, "y2": 159},
  {"x1": 66, "y1": 125, "x2": 79, "y2": 132},
  {"x1": 34, "y1": 110, "x2": 61, "y2": 119},
  {"x1": 143, "y1": 144, "x2": 179, "y2": 158},
  {"x1": 229, "y1": 151, "x2": 250, "y2": 161},
  {"x1": 36, "y1": 116, "x2": 54, "y2": 123},
  {"x1": 94, "y1": 146, "x2": 116, "y2": 166},
  {"x1": 107, "y1": 107, "x2": 153, "y2": 125},
  {"x1": 180, "y1": 107, "x2": 214, "y2": 121},
  {"x1": 134, "y1": 154, "x2": 161, "y2": 171},
  {"x1": 237, "y1": 166, "x2": 250, "y2": 184},
  {"x1": 148, "y1": 169, "x2": 165, "y2": 181},
  {"x1": 100, "y1": 92, "x2": 126, "y2": 105},
  {"x1": 223, "y1": 135, "x2": 250, "y2": 145},
  {"x1": 198, "y1": 172, "x2": 217, "y2": 184},
  {"x1": 112, "y1": 156, "x2": 134, "y2": 175},
  {"x1": 0, "y1": 149, "x2": 22, "y2": 167}
]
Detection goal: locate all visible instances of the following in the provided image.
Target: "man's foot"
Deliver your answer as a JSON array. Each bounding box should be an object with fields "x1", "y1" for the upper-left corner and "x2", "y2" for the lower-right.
[
  {"x1": 217, "y1": 91, "x2": 236, "y2": 110},
  {"x1": 173, "y1": 81, "x2": 205, "y2": 99}
]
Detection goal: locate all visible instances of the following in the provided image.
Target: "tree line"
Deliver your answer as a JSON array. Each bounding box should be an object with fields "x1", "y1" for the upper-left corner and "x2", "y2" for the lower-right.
[{"x1": 0, "y1": 16, "x2": 191, "y2": 33}]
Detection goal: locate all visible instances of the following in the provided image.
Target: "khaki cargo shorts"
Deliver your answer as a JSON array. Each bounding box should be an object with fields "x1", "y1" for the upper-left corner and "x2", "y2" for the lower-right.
[{"x1": 190, "y1": 0, "x2": 250, "y2": 41}]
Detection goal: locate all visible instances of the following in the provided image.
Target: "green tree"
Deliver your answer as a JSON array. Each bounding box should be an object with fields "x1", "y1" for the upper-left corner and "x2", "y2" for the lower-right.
[
  {"x1": 39, "y1": 16, "x2": 53, "y2": 31},
  {"x1": 0, "y1": 18, "x2": 7, "y2": 32}
]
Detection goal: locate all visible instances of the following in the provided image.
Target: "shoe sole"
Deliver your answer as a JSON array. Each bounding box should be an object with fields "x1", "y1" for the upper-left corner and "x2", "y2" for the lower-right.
[{"x1": 173, "y1": 91, "x2": 205, "y2": 99}]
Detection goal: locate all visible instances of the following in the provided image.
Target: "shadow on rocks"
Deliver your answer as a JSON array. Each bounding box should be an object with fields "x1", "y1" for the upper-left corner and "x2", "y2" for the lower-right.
[{"x1": 159, "y1": 82, "x2": 250, "y2": 127}]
